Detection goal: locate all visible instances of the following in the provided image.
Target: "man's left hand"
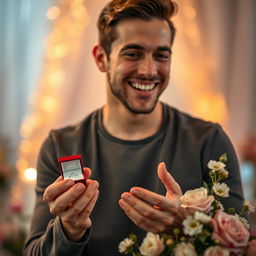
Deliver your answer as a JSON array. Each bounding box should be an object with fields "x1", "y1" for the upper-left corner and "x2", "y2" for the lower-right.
[{"x1": 119, "y1": 162, "x2": 186, "y2": 233}]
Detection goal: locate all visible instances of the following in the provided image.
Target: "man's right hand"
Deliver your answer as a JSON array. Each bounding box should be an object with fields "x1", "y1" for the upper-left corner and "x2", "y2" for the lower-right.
[{"x1": 43, "y1": 167, "x2": 99, "y2": 242}]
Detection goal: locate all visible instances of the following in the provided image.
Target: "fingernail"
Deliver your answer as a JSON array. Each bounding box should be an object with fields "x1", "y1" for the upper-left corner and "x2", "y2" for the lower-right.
[
  {"x1": 122, "y1": 193, "x2": 132, "y2": 201},
  {"x1": 43, "y1": 194, "x2": 49, "y2": 201},
  {"x1": 65, "y1": 180, "x2": 74, "y2": 187},
  {"x1": 76, "y1": 183, "x2": 85, "y2": 192},
  {"x1": 131, "y1": 188, "x2": 140, "y2": 196},
  {"x1": 91, "y1": 182, "x2": 98, "y2": 189}
]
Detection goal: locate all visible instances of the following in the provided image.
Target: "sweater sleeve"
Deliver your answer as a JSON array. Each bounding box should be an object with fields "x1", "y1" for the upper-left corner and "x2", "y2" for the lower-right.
[
  {"x1": 23, "y1": 133, "x2": 91, "y2": 256},
  {"x1": 202, "y1": 124, "x2": 245, "y2": 212}
]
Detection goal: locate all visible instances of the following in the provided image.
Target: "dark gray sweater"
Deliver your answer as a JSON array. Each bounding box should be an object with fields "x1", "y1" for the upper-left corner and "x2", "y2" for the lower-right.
[{"x1": 23, "y1": 103, "x2": 244, "y2": 255}]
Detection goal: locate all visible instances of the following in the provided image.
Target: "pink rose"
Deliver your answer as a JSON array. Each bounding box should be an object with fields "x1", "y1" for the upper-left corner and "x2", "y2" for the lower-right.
[
  {"x1": 180, "y1": 187, "x2": 214, "y2": 214},
  {"x1": 204, "y1": 246, "x2": 229, "y2": 256},
  {"x1": 211, "y1": 210, "x2": 249, "y2": 252},
  {"x1": 246, "y1": 239, "x2": 256, "y2": 256}
]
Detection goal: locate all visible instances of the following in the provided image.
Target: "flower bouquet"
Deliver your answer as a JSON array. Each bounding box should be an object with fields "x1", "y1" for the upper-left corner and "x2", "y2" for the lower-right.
[{"x1": 118, "y1": 154, "x2": 256, "y2": 256}]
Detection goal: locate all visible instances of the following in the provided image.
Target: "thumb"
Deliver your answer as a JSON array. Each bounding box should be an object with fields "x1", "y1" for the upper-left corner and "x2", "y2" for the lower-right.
[
  {"x1": 157, "y1": 162, "x2": 182, "y2": 197},
  {"x1": 83, "y1": 167, "x2": 92, "y2": 180}
]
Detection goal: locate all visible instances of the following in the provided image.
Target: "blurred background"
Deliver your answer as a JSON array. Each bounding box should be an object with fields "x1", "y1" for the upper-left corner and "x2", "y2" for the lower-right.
[{"x1": 0, "y1": 0, "x2": 255, "y2": 254}]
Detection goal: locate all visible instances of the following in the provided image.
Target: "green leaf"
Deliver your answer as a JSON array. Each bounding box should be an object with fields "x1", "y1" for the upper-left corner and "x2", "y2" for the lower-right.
[
  {"x1": 202, "y1": 181, "x2": 210, "y2": 192},
  {"x1": 228, "y1": 208, "x2": 235, "y2": 214},
  {"x1": 219, "y1": 153, "x2": 227, "y2": 163},
  {"x1": 129, "y1": 234, "x2": 137, "y2": 243},
  {"x1": 173, "y1": 228, "x2": 180, "y2": 236}
]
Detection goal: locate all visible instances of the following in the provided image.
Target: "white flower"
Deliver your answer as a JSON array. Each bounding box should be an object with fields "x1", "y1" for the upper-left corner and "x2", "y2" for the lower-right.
[
  {"x1": 194, "y1": 211, "x2": 211, "y2": 223},
  {"x1": 173, "y1": 242, "x2": 197, "y2": 256},
  {"x1": 207, "y1": 160, "x2": 225, "y2": 172},
  {"x1": 139, "y1": 232, "x2": 164, "y2": 256},
  {"x1": 118, "y1": 238, "x2": 134, "y2": 253},
  {"x1": 219, "y1": 168, "x2": 229, "y2": 179},
  {"x1": 235, "y1": 214, "x2": 250, "y2": 229},
  {"x1": 213, "y1": 183, "x2": 229, "y2": 197},
  {"x1": 182, "y1": 216, "x2": 203, "y2": 236},
  {"x1": 243, "y1": 200, "x2": 255, "y2": 213}
]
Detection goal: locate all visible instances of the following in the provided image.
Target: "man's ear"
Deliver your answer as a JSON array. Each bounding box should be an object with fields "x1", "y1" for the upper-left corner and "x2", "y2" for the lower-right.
[{"x1": 92, "y1": 44, "x2": 108, "y2": 72}]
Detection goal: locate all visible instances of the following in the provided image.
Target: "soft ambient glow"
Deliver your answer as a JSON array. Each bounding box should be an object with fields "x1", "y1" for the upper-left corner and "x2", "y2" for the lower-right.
[
  {"x1": 47, "y1": 6, "x2": 60, "y2": 20},
  {"x1": 184, "y1": 6, "x2": 196, "y2": 19},
  {"x1": 17, "y1": 0, "x2": 89, "y2": 178},
  {"x1": 24, "y1": 168, "x2": 37, "y2": 181}
]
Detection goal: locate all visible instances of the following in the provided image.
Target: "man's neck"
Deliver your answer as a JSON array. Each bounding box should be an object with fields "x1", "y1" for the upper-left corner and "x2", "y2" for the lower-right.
[{"x1": 102, "y1": 102, "x2": 163, "y2": 141}]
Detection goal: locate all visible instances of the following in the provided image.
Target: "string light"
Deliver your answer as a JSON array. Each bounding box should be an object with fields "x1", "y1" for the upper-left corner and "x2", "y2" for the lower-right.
[
  {"x1": 184, "y1": 5, "x2": 196, "y2": 19},
  {"x1": 23, "y1": 168, "x2": 37, "y2": 182},
  {"x1": 17, "y1": 0, "x2": 89, "y2": 183},
  {"x1": 46, "y1": 6, "x2": 61, "y2": 20}
]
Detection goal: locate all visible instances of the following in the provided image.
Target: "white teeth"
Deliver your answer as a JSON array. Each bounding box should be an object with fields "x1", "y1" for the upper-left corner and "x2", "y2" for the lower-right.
[{"x1": 131, "y1": 83, "x2": 155, "y2": 91}]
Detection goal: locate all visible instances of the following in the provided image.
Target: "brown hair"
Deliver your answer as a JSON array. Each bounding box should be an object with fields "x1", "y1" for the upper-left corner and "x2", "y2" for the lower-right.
[{"x1": 97, "y1": 0, "x2": 178, "y2": 56}]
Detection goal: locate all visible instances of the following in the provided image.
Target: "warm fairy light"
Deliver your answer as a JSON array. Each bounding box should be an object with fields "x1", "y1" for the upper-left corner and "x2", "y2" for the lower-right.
[
  {"x1": 194, "y1": 93, "x2": 228, "y2": 124},
  {"x1": 47, "y1": 70, "x2": 64, "y2": 87},
  {"x1": 19, "y1": 118, "x2": 34, "y2": 138},
  {"x1": 41, "y1": 96, "x2": 58, "y2": 112},
  {"x1": 186, "y1": 24, "x2": 201, "y2": 46},
  {"x1": 17, "y1": 0, "x2": 89, "y2": 176},
  {"x1": 23, "y1": 168, "x2": 37, "y2": 181},
  {"x1": 19, "y1": 140, "x2": 33, "y2": 154},
  {"x1": 52, "y1": 44, "x2": 69, "y2": 58},
  {"x1": 71, "y1": 6, "x2": 86, "y2": 20},
  {"x1": 47, "y1": 6, "x2": 61, "y2": 20},
  {"x1": 184, "y1": 6, "x2": 196, "y2": 19},
  {"x1": 16, "y1": 159, "x2": 29, "y2": 172}
]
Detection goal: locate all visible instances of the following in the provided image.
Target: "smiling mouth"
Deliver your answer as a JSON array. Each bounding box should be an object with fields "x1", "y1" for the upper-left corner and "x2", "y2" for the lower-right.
[{"x1": 128, "y1": 82, "x2": 158, "y2": 92}]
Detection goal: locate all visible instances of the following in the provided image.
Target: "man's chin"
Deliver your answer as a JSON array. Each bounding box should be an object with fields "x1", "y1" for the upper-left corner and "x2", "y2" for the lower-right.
[{"x1": 124, "y1": 102, "x2": 158, "y2": 115}]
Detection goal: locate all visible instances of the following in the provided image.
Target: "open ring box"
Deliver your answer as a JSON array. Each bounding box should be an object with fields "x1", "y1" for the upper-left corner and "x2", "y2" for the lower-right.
[{"x1": 58, "y1": 154, "x2": 86, "y2": 184}]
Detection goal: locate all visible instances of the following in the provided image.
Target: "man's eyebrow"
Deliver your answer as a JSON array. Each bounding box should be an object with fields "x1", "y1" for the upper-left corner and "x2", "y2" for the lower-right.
[
  {"x1": 120, "y1": 44, "x2": 144, "y2": 52},
  {"x1": 120, "y1": 44, "x2": 172, "y2": 53},
  {"x1": 157, "y1": 46, "x2": 172, "y2": 53}
]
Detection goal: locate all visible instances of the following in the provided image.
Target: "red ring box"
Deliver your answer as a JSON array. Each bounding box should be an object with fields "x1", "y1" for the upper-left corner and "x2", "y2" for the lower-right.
[{"x1": 58, "y1": 154, "x2": 86, "y2": 184}]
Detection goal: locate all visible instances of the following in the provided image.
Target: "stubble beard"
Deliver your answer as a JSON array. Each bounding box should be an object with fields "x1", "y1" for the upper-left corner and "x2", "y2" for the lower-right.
[{"x1": 107, "y1": 70, "x2": 160, "y2": 114}]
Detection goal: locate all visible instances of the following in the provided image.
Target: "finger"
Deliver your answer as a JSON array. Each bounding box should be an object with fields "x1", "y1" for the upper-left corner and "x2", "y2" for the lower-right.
[
  {"x1": 119, "y1": 198, "x2": 167, "y2": 233},
  {"x1": 121, "y1": 192, "x2": 175, "y2": 223},
  {"x1": 83, "y1": 167, "x2": 91, "y2": 180},
  {"x1": 130, "y1": 187, "x2": 180, "y2": 211},
  {"x1": 43, "y1": 178, "x2": 75, "y2": 202},
  {"x1": 69, "y1": 190, "x2": 99, "y2": 232},
  {"x1": 60, "y1": 181, "x2": 99, "y2": 220},
  {"x1": 157, "y1": 162, "x2": 182, "y2": 197},
  {"x1": 55, "y1": 176, "x2": 63, "y2": 183},
  {"x1": 78, "y1": 189, "x2": 99, "y2": 224},
  {"x1": 50, "y1": 183, "x2": 86, "y2": 215}
]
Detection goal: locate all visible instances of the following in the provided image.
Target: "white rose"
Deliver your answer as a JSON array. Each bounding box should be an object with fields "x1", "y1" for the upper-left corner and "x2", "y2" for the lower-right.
[
  {"x1": 139, "y1": 232, "x2": 164, "y2": 256},
  {"x1": 204, "y1": 246, "x2": 229, "y2": 256},
  {"x1": 174, "y1": 242, "x2": 197, "y2": 256},
  {"x1": 180, "y1": 187, "x2": 214, "y2": 214}
]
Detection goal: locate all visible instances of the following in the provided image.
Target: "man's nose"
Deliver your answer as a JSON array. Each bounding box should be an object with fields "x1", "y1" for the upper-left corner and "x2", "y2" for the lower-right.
[{"x1": 138, "y1": 56, "x2": 157, "y2": 77}]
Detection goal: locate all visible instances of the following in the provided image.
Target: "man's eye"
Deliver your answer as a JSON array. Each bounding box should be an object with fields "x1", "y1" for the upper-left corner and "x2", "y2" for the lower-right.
[
  {"x1": 123, "y1": 52, "x2": 140, "y2": 59},
  {"x1": 155, "y1": 53, "x2": 170, "y2": 61}
]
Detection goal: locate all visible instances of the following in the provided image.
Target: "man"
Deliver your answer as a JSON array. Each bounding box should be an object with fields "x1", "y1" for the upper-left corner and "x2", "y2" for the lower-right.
[{"x1": 23, "y1": 0, "x2": 244, "y2": 255}]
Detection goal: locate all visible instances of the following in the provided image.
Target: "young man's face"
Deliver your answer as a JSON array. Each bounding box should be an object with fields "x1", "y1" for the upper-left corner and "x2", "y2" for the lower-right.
[{"x1": 106, "y1": 18, "x2": 172, "y2": 114}]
